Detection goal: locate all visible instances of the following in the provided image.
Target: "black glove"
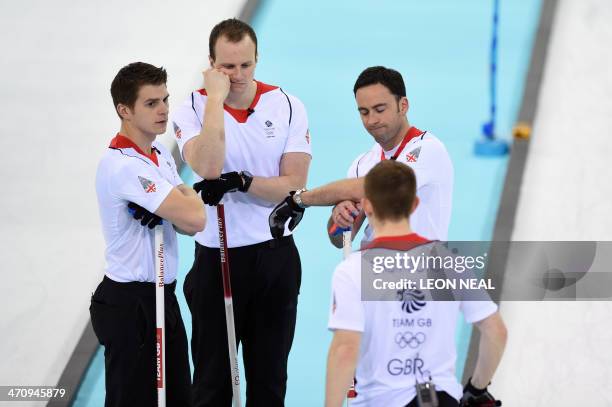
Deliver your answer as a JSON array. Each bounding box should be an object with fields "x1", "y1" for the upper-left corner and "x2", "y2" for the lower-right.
[
  {"x1": 193, "y1": 171, "x2": 245, "y2": 206},
  {"x1": 127, "y1": 202, "x2": 163, "y2": 229},
  {"x1": 268, "y1": 192, "x2": 305, "y2": 239},
  {"x1": 460, "y1": 378, "x2": 501, "y2": 407}
]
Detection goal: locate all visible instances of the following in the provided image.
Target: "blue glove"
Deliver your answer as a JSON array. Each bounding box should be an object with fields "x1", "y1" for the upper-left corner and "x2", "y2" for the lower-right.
[{"x1": 128, "y1": 202, "x2": 163, "y2": 229}]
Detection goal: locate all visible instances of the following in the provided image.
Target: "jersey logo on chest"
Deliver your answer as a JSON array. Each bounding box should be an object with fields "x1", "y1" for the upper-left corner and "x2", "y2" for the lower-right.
[
  {"x1": 397, "y1": 289, "x2": 427, "y2": 313},
  {"x1": 264, "y1": 120, "x2": 276, "y2": 138}
]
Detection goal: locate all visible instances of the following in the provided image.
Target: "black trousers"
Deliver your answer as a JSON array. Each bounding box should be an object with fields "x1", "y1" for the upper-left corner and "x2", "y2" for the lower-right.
[
  {"x1": 184, "y1": 236, "x2": 301, "y2": 407},
  {"x1": 406, "y1": 391, "x2": 459, "y2": 407},
  {"x1": 90, "y1": 276, "x2": 191, "y2": 407}
]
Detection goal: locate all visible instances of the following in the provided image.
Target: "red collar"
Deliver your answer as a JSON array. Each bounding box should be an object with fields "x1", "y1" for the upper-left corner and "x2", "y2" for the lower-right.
[
  {"x1": 363, "y1": 233, "x2": 431, "y2": 251},
  {"x1": 198, "y1": 80, "x2": 278, "y2": 123},
  {"x1": 109, "y1": 134, "x2": 159, "y2": 166},
  {"x1": 380, "y1": 126, "x2": 425, "y2": 161}
]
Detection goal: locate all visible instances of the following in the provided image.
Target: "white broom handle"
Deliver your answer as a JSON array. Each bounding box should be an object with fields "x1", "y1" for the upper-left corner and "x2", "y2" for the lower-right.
[
  {"x1": 155, "y1": 226, "x2": 166, "y2": 407},
  {"x1": 342, "y1": 230, "x2": 352, "y2": 260},
  {"x1": 343, "y1": 229, "x2": 357, "y2": 406},
  {"x1": 217, "y1": 203, "x2": 242, "y2": 407}
]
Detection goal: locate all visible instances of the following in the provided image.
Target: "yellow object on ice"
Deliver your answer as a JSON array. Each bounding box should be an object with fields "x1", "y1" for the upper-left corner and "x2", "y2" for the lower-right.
[{"x1": 513, "y1": 122, "x2": 532, "y2": 139}]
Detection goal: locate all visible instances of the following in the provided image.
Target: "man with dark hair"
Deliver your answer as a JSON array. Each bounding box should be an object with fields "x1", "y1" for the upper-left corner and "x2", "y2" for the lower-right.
[
  {"x1": 171, "y1": 18, "x2": 312, "y2": 406},
  {"x1": 324, "y1": 161, "x2": 506, "y2": 407},
  {"x1": 110, "y1": 62, "x2": 169, "y2": 118},
  {"x1": 353, "y1": 65, "x2": 406, "y2": 101},
  {"x1": 92, "y1": 62, "x2": 206, "y2": 407},
  {"x1": 269, "y1": 66, "x2": 453, "y2": 246}
]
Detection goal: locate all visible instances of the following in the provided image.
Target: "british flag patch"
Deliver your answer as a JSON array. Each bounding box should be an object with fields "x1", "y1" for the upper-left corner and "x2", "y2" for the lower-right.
[
  {"x1": 406, "y1": 146, "x2": 421, "y2": 162},
  {"x1": 138, "y1": 176, "x2": 157, "y2": 193},
  {"x1": 332, "y1": 292, "x2": 337, "y2": 314},
  {"x1": 173, "y1": 122, "x2": 182, "y2": 139}
]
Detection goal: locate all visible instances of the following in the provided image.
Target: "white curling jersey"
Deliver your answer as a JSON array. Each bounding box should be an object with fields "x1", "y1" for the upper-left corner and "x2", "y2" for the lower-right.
[
  {"x1": 95, "y1": 134, "x2": 183, "y2": 283},
  {"x1": 171, "y1": 80, "x2": 312, "y2": 248},
  {"x1": 348, "y1": 127, "x2": 453, "y2": 241},
  {"x1": 328, "y1": 234, "x2": 497, "y2": 406}
]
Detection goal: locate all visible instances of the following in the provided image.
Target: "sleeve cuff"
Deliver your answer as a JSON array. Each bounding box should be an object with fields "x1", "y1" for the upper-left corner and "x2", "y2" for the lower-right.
[{"x1": 464, "y1": 302, "x2": 498, "y2": 324}]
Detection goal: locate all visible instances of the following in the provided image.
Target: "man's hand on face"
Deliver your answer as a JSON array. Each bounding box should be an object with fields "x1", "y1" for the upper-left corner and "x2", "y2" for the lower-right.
[{"x1": 203, "y1": 68, "x2": 230, "y2": 101}]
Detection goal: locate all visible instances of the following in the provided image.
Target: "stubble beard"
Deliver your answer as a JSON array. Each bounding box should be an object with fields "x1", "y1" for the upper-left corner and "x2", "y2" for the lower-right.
[{"x1": 374, "y1": 122, "x2": 403, "y2": 150}]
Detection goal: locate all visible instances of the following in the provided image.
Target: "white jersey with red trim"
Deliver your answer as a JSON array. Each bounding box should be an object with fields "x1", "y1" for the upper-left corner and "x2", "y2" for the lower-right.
[
  {"x1": 328, "y1": 234, "x2": 497, "y2": 406},
  {"x1": 95, "y1": 134, "x2": 183, "y2": 283},
  {"x1": 171, "y1": 80, "x2": 312, "y2": 248},
  {"x1": 347, "y1": 128, "x2": 453, "y2": 241}
]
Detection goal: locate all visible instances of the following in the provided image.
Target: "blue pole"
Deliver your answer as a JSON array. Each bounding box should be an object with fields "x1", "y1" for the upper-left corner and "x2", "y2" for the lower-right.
[
  {"x1": 482, "y1": 0, "x2": 499, "y2": 141},
  {"x1": 489, "y1": 0, "x2": 499, "y2": 140},
  {"x1": 475, "y1": 0, "x2": 508, "y2": 156}
]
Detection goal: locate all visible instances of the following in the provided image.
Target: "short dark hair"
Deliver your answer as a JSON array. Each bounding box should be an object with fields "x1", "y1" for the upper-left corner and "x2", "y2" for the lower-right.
[
  {"x1": 353, "y1": 66, "x2": 406, "y2": 99},
  {"x1": 364, "y1": 160, "x2": 416, "y2": 222},
  {"x1": 209, "y1": 18, "x2": 258, "y2": 61},
  {"x1": 110, "y1": 62, "x2": 167, "y2": 118}
]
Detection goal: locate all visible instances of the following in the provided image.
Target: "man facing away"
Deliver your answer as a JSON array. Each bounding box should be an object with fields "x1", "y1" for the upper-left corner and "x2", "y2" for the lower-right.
[{"x1": 325, "y1": 160, "x2": 507, "y2": 407}]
